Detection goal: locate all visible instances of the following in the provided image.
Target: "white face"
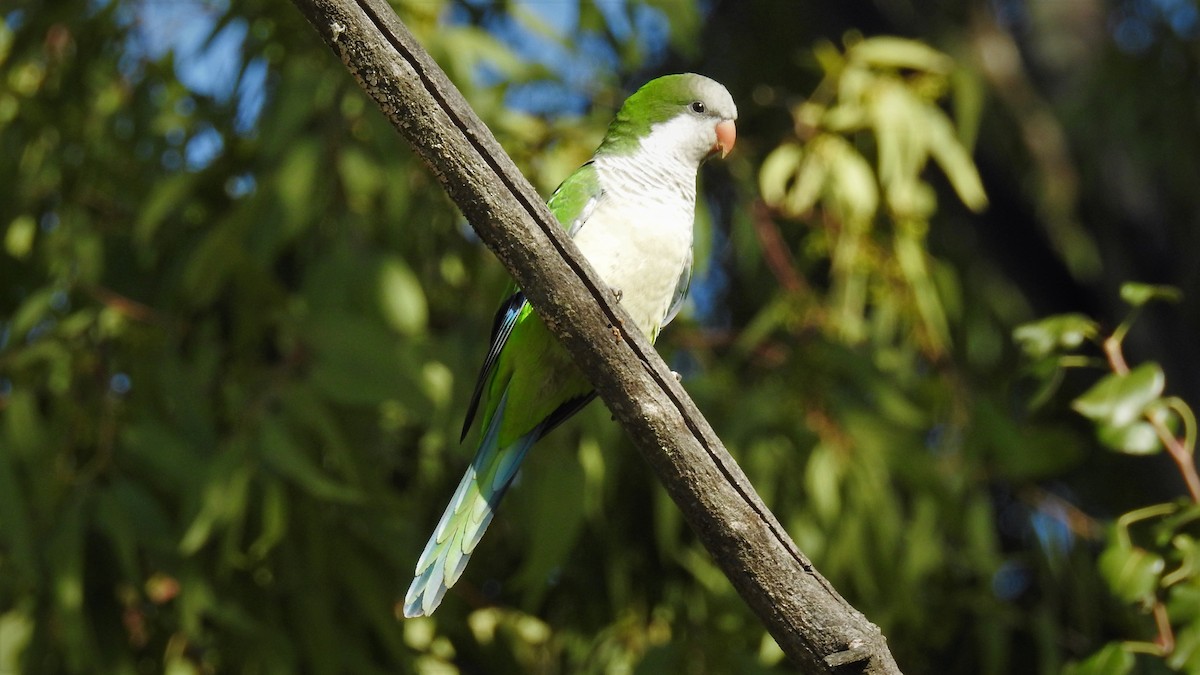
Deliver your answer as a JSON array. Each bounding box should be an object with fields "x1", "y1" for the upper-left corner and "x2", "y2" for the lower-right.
[
  {"x1": 639, "y1": 81, "x2": 738, "y2": 167},
  {"x1": 639, "y1": 113, "x2": 722, "y2": 166}
]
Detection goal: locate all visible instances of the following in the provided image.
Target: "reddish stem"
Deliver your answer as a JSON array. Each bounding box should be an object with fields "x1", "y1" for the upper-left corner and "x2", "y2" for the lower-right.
[{"x1": 1104, "y1": 337, "x2": 1200, "y2": 504}]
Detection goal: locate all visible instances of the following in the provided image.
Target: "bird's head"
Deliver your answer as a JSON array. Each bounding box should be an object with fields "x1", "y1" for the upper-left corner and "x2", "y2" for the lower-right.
[{"x1": 599, "y1": 73, "x2": 738, "y2": 165}]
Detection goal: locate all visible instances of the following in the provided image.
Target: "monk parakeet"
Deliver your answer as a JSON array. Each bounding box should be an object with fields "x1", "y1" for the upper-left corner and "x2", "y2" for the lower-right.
[{"x1": 403, "y1": 73, "x2": 737, "y2": 617}]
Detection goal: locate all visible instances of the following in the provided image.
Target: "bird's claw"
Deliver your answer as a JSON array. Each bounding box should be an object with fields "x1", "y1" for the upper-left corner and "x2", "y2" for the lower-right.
[
  {"x1": 670, "y1": 370, "x2": 683, "y2": 382},
  {"x1": 610, "y1": 287, "x2": 623, "y2": 303}
]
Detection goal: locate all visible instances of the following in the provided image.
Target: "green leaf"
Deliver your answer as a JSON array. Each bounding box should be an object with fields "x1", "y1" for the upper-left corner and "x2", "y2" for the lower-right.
[
  {"x1": 1073, "y1": 363, "x2": 1165, "y2": 428},
  {"x1": 1120, "y1": 281, "x2": 1182, "y2": 308},
  {"x1": 0, "y1": 609, "x2": 34, "y2": 674},
  {"x1": 1169, "y1": 621, "x2": 1200, "y2": 672},
  {"x1": 9, "y1": 287, "x2": 55, "y2": 339},
  {"x1": 1168, "y1": 582, "x2": 1200, "y2": 622},
  {"x1": 1012, "y1": 314, "x2": 1099, "y2": 358},
  {"x1": 926, "y1": 107, "x2": 988, "y2": 212},
  {"x1": 895, "y1": 232, "x2": 950, "y2": 353},
  {"x1": 377, "y1": 256, "x2": 427, "y2": 336},
  {"x1": 789, "y1": 143, "x2": 831, "y2": 217},
  {"x1": 849, "y1": 36, "x2": 954, "y2": 74},
  {"x1": 248, "y1": 478, "x2": 289, "y2": 560},
  {"x1": 1063, "y1": 643, "x2": 1134, "y2": 675},
  {"x1": 871, "y1": 83, "x2": 927, "y2": 200},
  {"x1": 1096, "y1": 420, "x2": 1162, "y2": 455},
  {"x1": 825, "y1": 135, "x2": 879, "y2": 226},
  {"x1": 758, "y1": 142, "x2": 803, "y2": 209},
  {"x1": 1164, "y1": 534, "x2": 1200, "y2": 587},
  {"x1": 1099, "y1": 542, "x2": 1164, "y2": 605},
  {"x1": 806, "y1": 446, "x2": 842, "y2": 525},
  {"x1": 179, "y1": 457, "x2": 253, "y2": 555},
  {"x1": 4, "y1": 214, "x2": 35, "y2": 259},
  {"x1": 277, "y1": 138, "x2": 320, "y2": 230}
]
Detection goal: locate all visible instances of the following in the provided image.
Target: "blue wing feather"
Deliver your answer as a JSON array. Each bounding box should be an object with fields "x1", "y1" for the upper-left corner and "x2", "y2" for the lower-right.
[{"x1": 461, "y1": 290, "x2": 526, "y2": 440}]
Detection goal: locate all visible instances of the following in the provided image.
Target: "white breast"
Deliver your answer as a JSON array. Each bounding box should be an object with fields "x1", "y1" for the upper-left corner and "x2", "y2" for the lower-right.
[{"x1": 573, "y1": 151, "x2": 697, "y2": 339}]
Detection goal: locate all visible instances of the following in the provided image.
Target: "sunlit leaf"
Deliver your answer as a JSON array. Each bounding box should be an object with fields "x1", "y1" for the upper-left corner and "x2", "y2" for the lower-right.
[
  {"x1": 849, "y1": 36, "x2": 954, "y2": 74},
  {"x1": 871, "y1": 83, "x2": 926, "y2": 196},
  {"x1": 1096, "y1": 420, "x2": 1162, "y2": 455},
  {"x1": 926, "y1": 109, "x2": 988, "y2": 212},
  {"x1": 378, "y1": 256, "x2": 428, "y2": 336},
  {"x1": 165, "y1": 657, "x2": 201, "y2": 675},
  {"x1": 0, "y1": 610, "x2": 34, "y2": 674},
  {"x1": 1013, "y1": 314, "x2": 1099, "y2": 358},
  {"x1": 1120, "y1": 281, "x2": 1182, "y2": 308},
  {"x1": 825, "y1": 135, "x2": 878, "y2": 225},
  {"x1": 758, "y1": 142, "x2": 803, "y2": 208},
  {"x1": 895, "y1": 232, "x2": 949, "y2": 353},
  {"x1": 1072, "y1": 363, "x2": 1165, "y2": 428},
  {"x1": 951, "y1": 66, "x2": 985, "y2": 150},
  {"x1": 276, "y1": 138, "x2": 321, "y2": 234},
  {"x1": 805, "y1": 446, "x2": 842, "y2": 525},
  {"x1": 788, "y1": 144, "x2": 830, "y2": 216},
  {"x1": 4, "y1": 214, "x2": 35, "y2": 258}
]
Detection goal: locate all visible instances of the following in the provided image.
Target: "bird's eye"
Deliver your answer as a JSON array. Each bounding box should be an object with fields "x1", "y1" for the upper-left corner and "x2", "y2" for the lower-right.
[{"x1": 689, "y1": 100, "x2": 706, "y2": 114}]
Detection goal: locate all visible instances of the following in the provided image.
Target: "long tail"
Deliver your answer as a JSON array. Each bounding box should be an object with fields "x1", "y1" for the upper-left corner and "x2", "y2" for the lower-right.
[{"x1": 403, "y1": 392, "x2": 540, "y2": 617}]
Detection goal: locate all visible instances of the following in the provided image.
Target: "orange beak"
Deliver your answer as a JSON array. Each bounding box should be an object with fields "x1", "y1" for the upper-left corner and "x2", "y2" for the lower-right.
[{"x1": 714, "y1": 119, "x2": 736, "y2": 159}]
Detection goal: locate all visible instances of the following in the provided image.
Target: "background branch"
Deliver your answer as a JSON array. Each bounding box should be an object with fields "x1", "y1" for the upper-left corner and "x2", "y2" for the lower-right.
[{"x1": 290, "y1": 0, "x2": 902, "y2": 671}]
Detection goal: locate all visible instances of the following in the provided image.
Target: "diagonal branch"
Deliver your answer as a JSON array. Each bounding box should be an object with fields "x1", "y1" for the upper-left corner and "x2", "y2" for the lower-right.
[{"x1": 290, "y1": 0, "x2": 903, "y2": 672}]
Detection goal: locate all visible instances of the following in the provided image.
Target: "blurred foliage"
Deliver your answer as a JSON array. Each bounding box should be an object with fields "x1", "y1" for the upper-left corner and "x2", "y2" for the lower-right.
[
  {"x1": 758, "y1": 34, "x2": 987, "y2": 359},
  {"x1": 2, "y1": 0, "x2": 1200, "y2": 674},
  {"x1": 1018, "y1": 284, "x2": 1200, "y2": 673}
]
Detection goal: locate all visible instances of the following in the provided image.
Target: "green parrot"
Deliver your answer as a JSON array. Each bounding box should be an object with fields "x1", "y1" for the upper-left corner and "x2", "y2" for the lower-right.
[{"x1": 403, "y1": 73, "x2": 738, "y2": 618}]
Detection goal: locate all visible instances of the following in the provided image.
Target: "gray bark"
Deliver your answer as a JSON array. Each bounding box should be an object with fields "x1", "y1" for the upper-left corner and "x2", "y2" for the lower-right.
[{"x1": 289, "y1": 1, "x2": 904, "y2": 672}]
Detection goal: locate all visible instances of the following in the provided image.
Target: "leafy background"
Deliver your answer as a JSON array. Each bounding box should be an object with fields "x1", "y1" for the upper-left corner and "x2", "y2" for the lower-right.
[{"x1": 2, "y1": 0, "x2": 1200, "y2": 673}]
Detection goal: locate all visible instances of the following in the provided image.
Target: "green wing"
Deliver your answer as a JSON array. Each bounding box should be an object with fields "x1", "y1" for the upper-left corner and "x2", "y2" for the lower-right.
[
  {"x1": 405, "y1": 164, "x2": 607, "y2": 617},
  {"x1": 460, "y1": 162, "x2": 605, "y2": 439}
]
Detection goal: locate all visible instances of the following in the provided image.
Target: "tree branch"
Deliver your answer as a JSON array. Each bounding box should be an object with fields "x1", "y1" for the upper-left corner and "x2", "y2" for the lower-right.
[{"x1": 289, "y1": 1, "x2": 903, "y2": 672}]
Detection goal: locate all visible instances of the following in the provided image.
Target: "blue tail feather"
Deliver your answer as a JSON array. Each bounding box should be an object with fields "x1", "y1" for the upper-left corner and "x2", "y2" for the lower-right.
[{"x1": 403, "y1": 392, "x2": 542, "y2": 617}]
